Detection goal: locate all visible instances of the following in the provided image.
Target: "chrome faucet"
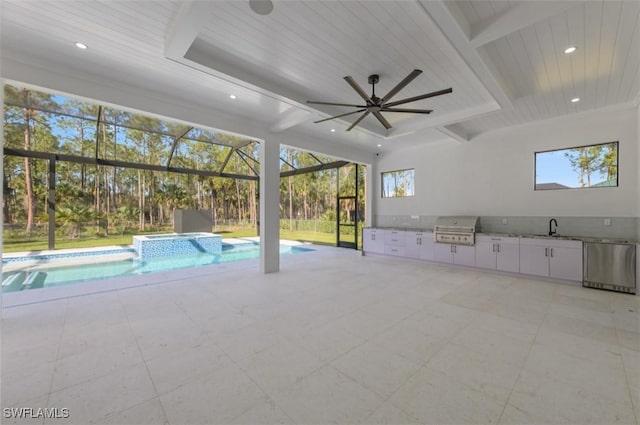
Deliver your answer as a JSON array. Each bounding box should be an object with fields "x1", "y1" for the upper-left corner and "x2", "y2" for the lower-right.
[{"x1": 549, "y1": 218, "x2": 558, "y2": 236}]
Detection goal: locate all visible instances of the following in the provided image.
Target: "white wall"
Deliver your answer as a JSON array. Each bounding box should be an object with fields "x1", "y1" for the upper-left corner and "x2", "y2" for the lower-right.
[{"x1": 374, "y1": 106, "x2": 639, "y2": 218}]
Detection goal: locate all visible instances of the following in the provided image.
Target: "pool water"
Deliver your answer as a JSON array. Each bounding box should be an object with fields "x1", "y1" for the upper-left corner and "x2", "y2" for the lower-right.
[{"x1": 2, "y1": 242, "x2": 313, "y2": 293}]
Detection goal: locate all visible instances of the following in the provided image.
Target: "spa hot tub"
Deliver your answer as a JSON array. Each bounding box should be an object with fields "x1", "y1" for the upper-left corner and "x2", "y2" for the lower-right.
[{"x1": 133, "y1": 232, "x2": 222, "y2": 259}]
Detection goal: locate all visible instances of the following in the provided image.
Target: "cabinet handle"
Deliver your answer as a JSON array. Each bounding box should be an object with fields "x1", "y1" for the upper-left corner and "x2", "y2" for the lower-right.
[
  {"x1": 497, "y1": 244, "x2": 500, "y2": 253},
  {"x1": 550, "y1": 248, "x2": 554, "y2": 258},
  {"x1": 492, "y1": 244, "x2": 496, "y2": 252},
  {"x1": 544, "y1": 247, "x2": 548, "y2": 257}
]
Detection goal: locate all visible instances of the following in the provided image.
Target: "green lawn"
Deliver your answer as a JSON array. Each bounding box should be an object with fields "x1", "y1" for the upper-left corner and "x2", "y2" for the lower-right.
[
  {"x1": 2, "y1": 229, "x2": 339, "y2": 253},
  {"x1": 279, "y1": 230, "x2": 336, "y2": 246},
  {"x1": 2, "y1": 235, "x2": 135, "y2": 253}
]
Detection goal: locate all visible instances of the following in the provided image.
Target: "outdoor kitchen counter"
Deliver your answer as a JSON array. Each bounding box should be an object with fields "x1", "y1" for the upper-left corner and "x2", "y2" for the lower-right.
[
  {"x1": 364, "y1": 226, "x2": 434, "y2": 232},
  {"x1": 478, "y1": 232, "x2": 638, "y2": 244},
  {"x1": 364, "y1": 228, "x2": 638, "y2": 244}
]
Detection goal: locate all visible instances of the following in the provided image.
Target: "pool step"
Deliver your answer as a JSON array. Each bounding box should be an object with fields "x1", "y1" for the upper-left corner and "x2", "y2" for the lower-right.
[
  {"x1": 2, "y1": 271, "x2": 25, "y2": 287},
  {"x1": 22, "y1": 271, "x2": 47, "y2": 289}
]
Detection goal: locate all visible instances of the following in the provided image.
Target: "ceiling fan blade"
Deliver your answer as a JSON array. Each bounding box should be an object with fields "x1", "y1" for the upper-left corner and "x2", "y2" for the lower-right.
[
  {"x1": 313, "y1": 108, "x2": 366, "y2": 124},
  {"x1": 384, "y1": 88, "x2": 453, "y2": 108},
  {"x1": 381, "y1": 69, "x2": 422, "y2": 103},
  {"x1": 372, "y1": 111, "x2": 392, "y2": 129},
  {"x1": 344, "y1": 76, "x2": 371, "y2": 103},
  {"x1": 381, "y1": 108, "x2": 433, "y2": 114},
  {"x1": 307, "y1": 100, "x2": 367, "y2": 108},
  {"x1": 346, "y1": 111, "x2": 370, "y2": 131}
]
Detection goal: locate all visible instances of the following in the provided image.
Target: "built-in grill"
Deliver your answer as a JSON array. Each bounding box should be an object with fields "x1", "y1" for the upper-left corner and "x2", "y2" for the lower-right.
[{"x1": 434, "y1": 216, "x2": 480, "y2": 246}]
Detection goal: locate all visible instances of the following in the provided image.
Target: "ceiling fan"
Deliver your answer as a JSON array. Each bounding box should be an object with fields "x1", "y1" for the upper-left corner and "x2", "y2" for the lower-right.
[{"x1": 307, "y1": 69, "x2": 452, "y2": 131}]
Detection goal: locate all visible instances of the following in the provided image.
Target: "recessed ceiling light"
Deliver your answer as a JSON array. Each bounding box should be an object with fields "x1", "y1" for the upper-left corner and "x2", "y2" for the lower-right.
[
  {"x1": 571, "y1": 97, "x2": 580, "y2": 103},
  {"x1": 377, "y1": 144, "x2": 382, "y2": 147},
  {"x1": 229, "y1": 94, "x2": 237, "y2": 99},
  {"x1": 74, "y1": 42, "x2": 87, "y2": 50},
  {"x1": 330, "y1": 128, "x2": 336, "y2": 132},
  {"x1": 564, "y1": 46, "x2": 577, "y2": 54}
]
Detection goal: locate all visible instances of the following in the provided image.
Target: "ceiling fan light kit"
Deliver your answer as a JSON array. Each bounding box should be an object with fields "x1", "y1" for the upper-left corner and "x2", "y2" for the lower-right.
[{"x1": 307, "y1": 69, "x2": 452, "y2": 131}]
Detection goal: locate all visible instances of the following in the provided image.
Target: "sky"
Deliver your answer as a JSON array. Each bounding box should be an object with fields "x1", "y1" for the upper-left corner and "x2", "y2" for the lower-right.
[{"x1": 535, "y1": 149, "x2": 611, "y2": 188}]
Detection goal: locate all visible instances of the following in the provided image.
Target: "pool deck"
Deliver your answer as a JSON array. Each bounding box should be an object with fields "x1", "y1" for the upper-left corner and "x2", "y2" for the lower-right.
[{"x1": 1, "y1": 238, "x2": 322, "y2": 308}]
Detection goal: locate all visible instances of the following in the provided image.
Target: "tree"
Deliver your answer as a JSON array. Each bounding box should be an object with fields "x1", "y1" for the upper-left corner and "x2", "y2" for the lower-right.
[
  {"x1": 564, "y1": 145, "x2": 617, "y2": 187},
  {"x1": 158, "y1": 182, "x2": 188, "y2": 220},
  {"x1": 113, "y1": 206, "x2": 139, "y2": 235},
  {"x1": 597, "y1": 143, "x2": 618, "y2": 181},
  {"x1": 56, "y1": 204, "x2": 98, "y2": 238},
  {"x1": 3, "y1": 85, "x2": 59, "y2": 233}
]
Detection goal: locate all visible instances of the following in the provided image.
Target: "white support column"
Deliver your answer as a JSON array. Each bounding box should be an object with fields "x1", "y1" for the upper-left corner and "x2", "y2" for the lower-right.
[
  {"x1": 637, "y1": 104, "x2": 640, "y2": 239},
  {"x1": 1, "y1": 80, "x2": 4, "y2": 265},
  {"x1": 365, "y1": 163, "x2": 375, "y2": 226},
  {"x1": 259, "y1": 139, "x2": 280, "y2": 273}
]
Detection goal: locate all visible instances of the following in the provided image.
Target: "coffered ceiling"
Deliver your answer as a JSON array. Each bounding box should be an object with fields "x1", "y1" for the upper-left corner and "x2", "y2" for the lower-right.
[{"x1": 1, "y1": 0, "x2": 638, "y2": 154}]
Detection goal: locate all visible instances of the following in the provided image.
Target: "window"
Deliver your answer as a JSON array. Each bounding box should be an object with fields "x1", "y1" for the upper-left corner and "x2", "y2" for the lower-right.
[
  {"x1": 534, "y1": 142, "x2": 618, "y2": 190},
  {"x1": 381, "y1": 169, "x2": 415, "y2": 197}
]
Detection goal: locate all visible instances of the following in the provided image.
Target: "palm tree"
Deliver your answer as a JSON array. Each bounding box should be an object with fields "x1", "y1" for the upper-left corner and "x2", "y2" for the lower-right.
[
  {"x1": 113, "y1": 206, "x2": 140, "y2": 235},
  {"x1": 56, "y1": 204, "x2": 98, "y2": 238},
  {"x1": 158, "y1": 182, "x2": 188, "y2": 224}
]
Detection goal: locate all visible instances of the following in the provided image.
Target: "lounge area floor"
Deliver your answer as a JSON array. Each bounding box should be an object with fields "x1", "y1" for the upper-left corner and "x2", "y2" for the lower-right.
[{"x1": 2, "y1": 245, "x2": 639, "y2": 424}]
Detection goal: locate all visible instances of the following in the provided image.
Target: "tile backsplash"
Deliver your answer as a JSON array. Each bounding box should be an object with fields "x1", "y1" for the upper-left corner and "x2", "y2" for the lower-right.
[{"x1": 373, "y1": 215, "x2": 639, "y2": 240}]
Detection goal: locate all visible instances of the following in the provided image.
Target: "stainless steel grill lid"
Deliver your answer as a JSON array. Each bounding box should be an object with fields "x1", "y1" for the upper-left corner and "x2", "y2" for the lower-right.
[
  {"x1": 433, "y1": 216, "x2": 480, "y2": 233},
  {"x1": 434, "y1": 216, "x2": 480, "y2": 246}
]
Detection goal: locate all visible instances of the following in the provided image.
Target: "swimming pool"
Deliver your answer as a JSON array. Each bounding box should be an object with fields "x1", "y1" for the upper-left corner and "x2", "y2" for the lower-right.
[{"x1": 1, "y1": 242, "x2": 314, "y2": 293}]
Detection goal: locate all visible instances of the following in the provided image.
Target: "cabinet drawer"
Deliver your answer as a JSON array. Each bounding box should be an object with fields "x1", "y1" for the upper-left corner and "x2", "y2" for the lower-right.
[
  {"x1": 384, "y1": 245, "x2": 406, "y2": 257},
  {"x1": 477, "y1": 235, "x2": 519, "y2": 245},
  {"x1": 384, "y1": 230, "x2": 406, "y2": 246}
]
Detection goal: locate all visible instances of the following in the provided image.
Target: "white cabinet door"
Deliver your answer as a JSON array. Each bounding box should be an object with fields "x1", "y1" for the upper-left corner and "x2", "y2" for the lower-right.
[
  {"x1": 419, "y1": 233, "x2": 435, "y2": 261},
  {"x1": 405, "y1": 232, "x2": 421, "y2": 259},
  {"x1": 496, "y1": 238, "x2": 520, "y2": 273},
  {"x1": 497, "y1": 243, "x2": 520, "y2": 273},
  {"x1": 475, "y1": 240, "x2": 497, "y2": 270},
  {"x1": 549, "y1": 246, "x2": 583, "y2": 281},
  {"x1": 453, "y1": 245, "x2": 476, "y2": 267},
  {"x1": 363, "y1": 229, "x2": 375, "y2": 252},
  {"x1": 363, "y1": 229, "x2": 385, "y2": 254},
  {"x1": 434, "y1": 243, "x2": 454, "y2": 264},
  {"x1": 519, "y1": 243, "x2": 549, "y2": 277}
]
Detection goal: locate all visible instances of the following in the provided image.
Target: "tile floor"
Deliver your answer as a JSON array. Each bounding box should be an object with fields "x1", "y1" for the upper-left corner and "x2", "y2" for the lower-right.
[{"x1": 2, "y1": 245, "x2": 639, "y2": 424}]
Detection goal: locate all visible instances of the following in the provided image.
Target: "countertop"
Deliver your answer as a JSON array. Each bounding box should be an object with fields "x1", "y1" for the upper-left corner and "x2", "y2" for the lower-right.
[
  {"x1": 479, "y1": 233, "x2": 637, "y2": 244},
  {"x1": 364, "y1": 227, "x2": 638, "y2": 245}
]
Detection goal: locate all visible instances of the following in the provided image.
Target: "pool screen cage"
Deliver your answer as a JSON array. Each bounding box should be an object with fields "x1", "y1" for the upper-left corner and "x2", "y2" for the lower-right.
[{"x1": 3, "y1": 83, "x2": 361, "y2": 250}]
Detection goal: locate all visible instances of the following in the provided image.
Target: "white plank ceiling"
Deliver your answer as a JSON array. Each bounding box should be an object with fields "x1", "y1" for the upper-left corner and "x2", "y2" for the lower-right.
[
  {"x1": 453, "y1": 0, "x2": 640, "y2": 137},
  {"x1": 1, "y1": 0, "x2": 638, "y2": 152}
]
